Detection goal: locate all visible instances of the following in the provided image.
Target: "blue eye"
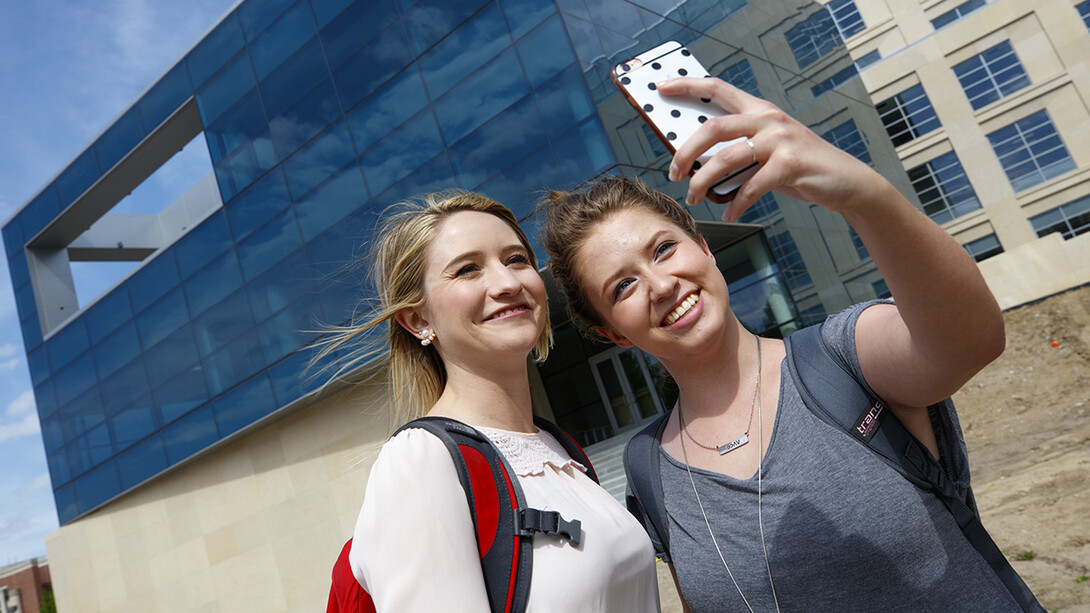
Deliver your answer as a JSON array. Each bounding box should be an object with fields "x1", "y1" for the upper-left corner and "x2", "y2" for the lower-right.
[
  {"x1": 655, "y1": 241, "x2": 676, "y2": 258},
  {"x1": 613, "y1": 278, "x2": 634, "y2": 301}
]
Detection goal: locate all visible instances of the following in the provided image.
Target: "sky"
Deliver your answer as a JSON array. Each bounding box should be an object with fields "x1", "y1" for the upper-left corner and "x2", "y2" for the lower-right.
[{"x1": 0, "y1": 0, "x2": 240, "y2": 565}]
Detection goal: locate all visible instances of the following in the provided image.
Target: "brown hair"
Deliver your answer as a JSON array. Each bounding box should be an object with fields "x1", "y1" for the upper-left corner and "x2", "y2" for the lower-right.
[
  {"x1": 313, "y1": 191, "x2": 551, "y2": 426},
  {"x1": 541, "y1": 175, "x2": 701, "y2": 337}
]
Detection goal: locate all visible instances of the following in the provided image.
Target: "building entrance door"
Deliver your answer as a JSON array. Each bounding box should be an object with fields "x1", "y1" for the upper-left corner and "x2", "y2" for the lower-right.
[{"x1": 588, "y1": 346, "x2": 665, "y2": 432}]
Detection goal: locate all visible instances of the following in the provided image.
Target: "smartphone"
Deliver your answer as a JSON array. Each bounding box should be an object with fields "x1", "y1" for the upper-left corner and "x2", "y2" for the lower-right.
[{"x1": 612, "y1": 41, "x2": 758, "y2": 203}]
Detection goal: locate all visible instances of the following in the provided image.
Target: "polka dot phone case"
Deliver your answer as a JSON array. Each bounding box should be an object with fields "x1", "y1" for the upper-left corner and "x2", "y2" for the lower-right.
[{"x1": 612, "y1": 41, "x2": 758, "y2": 203}]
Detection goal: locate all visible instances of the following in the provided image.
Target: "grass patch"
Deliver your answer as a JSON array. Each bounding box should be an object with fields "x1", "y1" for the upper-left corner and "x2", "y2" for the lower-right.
[
  {"x1": 1015, "y1": 551, "x2": 1036, "y2": 561},
  {"x1": 1077, "y1": 575, "x2": 1088, "y2": 583}
]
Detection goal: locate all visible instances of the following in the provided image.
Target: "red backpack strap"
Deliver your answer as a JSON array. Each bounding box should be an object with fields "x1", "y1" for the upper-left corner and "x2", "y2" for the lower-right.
[
  {"x1": 327, "y1": 538, "x2": 376, "y2": 613},
  {"x1": 533, "y1": 417, "x2": 599, "y2": 483}
]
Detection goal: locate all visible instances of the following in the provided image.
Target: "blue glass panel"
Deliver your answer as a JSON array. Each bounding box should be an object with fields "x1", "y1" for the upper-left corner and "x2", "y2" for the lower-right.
[
  {"x1": 162, "y1": 404, "x2": 218, "y2": 464},
  {"x1": 55, "y1": 484, "x2": 78, "y2": 524},
  {"x1": 19, "y1": 186, "x2": 61, "y2": 240},
  {"x1": 238, "y1": 0, "x2": 298, "y2": 41},
  {"x1": 28, "y1": 347, "x2": 49, "y2": 386},
  {"x1": 557, "y1": 13, "x2": 602, "y2": 66},
  {"x1": 214, "y1": 129, "x2": 278, "y2": 202},
  {"x1": 248, "y1": 249, "x2": 313, "y2": 322},
  {"x1": 54, "y1": 352, "x2": 98, "y2": 407},
  {"x1": 86, "y1": 421, "x2": 115, "y2": 464},
  {"x1": 269, "y1": 79, "x2": 342, "y2": 161},
  {"x1": 59, "y1": 388, "x2": 104, "y2": 445},
  {"x1": 282, "y1": 121, "x2": 357, "y2": 198},
  {"x1": 85, "y1": 285, "x2": 133, "y2": 343},
  {"x1": 259, "y1": 38, "x2": 326, "y2": 121},
  {"x1": 144, "y1": 326, "x2": 199, "y2": 389},
  {"x1": 73, "y1": 460, "x2": 120, "y2": 514},
  {"x1": 136, "y1": 286, "x2": 189, "y2": 350},
  {"x1": 305, "y1": 200, "x2": 379, "y2": 281},
  {"x1": 174, "y1": 213, "x2": 232, "y2": 279},
  {"x1": 192, "y1": 289, "x2": 254, "y2": 357},
  {"x1": 226, "y1": 169, "x2": 292, "y2": 240},
  {"x1": 316, "y1": 274, "x2": 365, "y2": 326},
  {"x1": 419, "y1": 3, "x2": 510, "y2": 99},
  {"x1": 99, "y1": 357, "x2": 149, "y2": 414},
  {"x1": 360, "y1": 110, "x2": 445, "y2": 195},
  {"x1": 434, "y1": 49, "x2": 529, "y2": 144},
  {"x1": 477, "y1": 144, "x2": 564, "y2": 222},
  {"x1": 154, "y1": 364, "x2": 209, "y2": 424},
  {"x1": 94, "y1": 323, "x2": 141, "y2": 379},
  {"x1": 127, "y1": 252, "x2": 180, "y2": 313},
  {"x1": 404, "y1": 0, "x2": 489, "y2": 53},
  {"x1": 311, "y1": 0, "x2": 356, "y2": 28},
  {"x1": 205, "y1": 89, "x2": 267, "y2": 165},
  {"x1": 65, "y1": 436, "x2": 93, "y2": 479},
  {"x1": 14, "y1": 281, "x2": 36, "y2": 322},
  {"x1": 138, "y1": 63, "x2": 192, "y2": 130},
  {"x1": 117, "y1": 434, "x2": 167, "y2": 489},
  {"x1": 373, "y1": 151, "x2": 457, "y2": 206},
  {"x1": 184, "y1": 249, "x2": 244, "y2": 317},
  {"x1": 55, "y1": 149, "x2": 101, "y2": 206},
  {"x1": 94, "y1": 108, "x2": 145, "y2": 171},
  {"x1": 203, "y1": 329, "x2": 265, "y2": 396},
  {"x1": 550, "y1": 116, "x2": 616, "y2": 186},
  {"x1": 515, "y1": 14, "x2": 573, "y2": 88},
  {"x1": 250, "y1": 4, "x2": 316, "y2": 80},
  {"x1": 35, "y1": 380, "x2": 58, "y2": 421},
  {"x1": 448, "y1": 96, "x2": 548, "y2": 189},
  {"x1": 195, "y1": 53, "x2": 258, "y2": 125},
  {"x1": 785, "y1": 7, "x2": 842, "y2": 70},
  {"x1": 269, "y1": 350, "x2": 321, "y2": 406},
  {"x1": 237, "y1": 208, "x2": 304, "y2": 280},
  {"x1": 8, "y1": 248, "x2": 29, "y2": 288},
  {"x1": 258, "y1": 293, "x2": 322, "y2": 363},
  {"x1": 501, "y1": 0, "x2": 554, "y2": 39},
  {"x1": 535, "y1": 65, "x2": 593, "y2": 139},
  {"x1": 213, "y1": 373, "x2": 276, "y2": 437},
  {"x1": 333, "y1": 23, "x2": 414, "y2": 110},
  {"x1": 46, "y1": 434, "x2": 70, "y2": 483},
  {"x1": 345, "y1": 67, "x2": 429, "y2": 155},
  {"x1": 111, "y1": 395, "x2": 159, "y2": 449},
  {"x1": 186, "y1": 14, "x2": 246, "y2": 88},
  {"x1": 21, "y1": 316, "x2": 42, "y2": 351},
  {"x1": 319, "y1": 0, "x2": 399, "y2": 67},
  {"x1": 3, "y1": 219, "x2": 23, "y2": 257}
]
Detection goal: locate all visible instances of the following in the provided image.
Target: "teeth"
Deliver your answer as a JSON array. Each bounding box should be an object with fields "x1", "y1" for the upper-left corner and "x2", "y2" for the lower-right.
[
  {"x1": 664, "y1": 294, "x2": 698, "y2": 325},
  {"x1": 490, "y1": 306, "x2": 525, "y2": 320}
]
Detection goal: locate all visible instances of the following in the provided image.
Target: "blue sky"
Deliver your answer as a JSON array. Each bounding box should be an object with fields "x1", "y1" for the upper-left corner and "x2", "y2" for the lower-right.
[{"x1": 0, "y1": 0, "x2": 239, "y2": 565}]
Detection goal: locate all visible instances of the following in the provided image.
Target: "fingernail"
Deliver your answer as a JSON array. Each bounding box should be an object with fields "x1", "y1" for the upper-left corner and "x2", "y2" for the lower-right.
[
  {"x1": 669, "y1": 163, "x2": 678, "y2": 181},
  {"x1": 685, "y1": 192, "x2": 696, "y2": 206}
]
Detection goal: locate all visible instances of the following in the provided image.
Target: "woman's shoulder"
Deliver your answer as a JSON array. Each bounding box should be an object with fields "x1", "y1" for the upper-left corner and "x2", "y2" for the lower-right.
[{"x1": 368, "y1": 426, "x2": 458, "y2": 482}]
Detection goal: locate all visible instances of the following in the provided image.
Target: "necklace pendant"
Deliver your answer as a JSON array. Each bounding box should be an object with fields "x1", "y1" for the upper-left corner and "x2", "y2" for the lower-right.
[{"x1": 716, "y1": 434, "x2": 749, "y2": 455}]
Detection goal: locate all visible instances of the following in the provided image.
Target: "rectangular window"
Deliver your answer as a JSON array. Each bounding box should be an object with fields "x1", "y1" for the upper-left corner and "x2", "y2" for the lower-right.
[
  {"x1": 931, "y1": 0, "x2": 986, "y2": 30},
  {"x1": 785, "y1": 9, "x2": 843, "y2": 69},
  {"x1": 738, "y1": 193, "x2": 780, "y2": 224},
  {"x1": 719, "y1": 59, "x2": 761, "y2": 98},
  {"x1": 1029, "y1": 195, "x2": 1090, "y2": 240},
  {"x1": 1079, "y1": 1, "x2": 1090, "y2": 30},
  {"x1": 907, "y1": 152, "x2": 981, "y2": 224},
  {"x1": 768, "y1": 230, "x2": 812, "y2": 292},
  {"x1": 871, "y1": 279, "x2": 891, "y2": 299},
  {"x1": 820, "y1": 119, "x2": 871, "y2": 164},
  {"x1": 963, "y1": 234, "x2": 1004, "y2": 262},
  {"x1": 876, "y1": 84, "x2": 941, "y2": 147},
  {"x1": 849, "y1": 228, "x2": 869, "y2": 260},
  {"x1": 828, "y1": 0, "x2": 866, "y2": 39},
  {"x1": 987, "y1": 110, "x2": 1076, "y2": 192},
  {"x1": 952, "y1": 41, "x2": 1030, "y2": 110},
  {"x1": 811, "y1": 64, "x2": 859, "y2": 98},
  {"x1": 854, "y1": 50, "x2": 881, "y2": 70}
]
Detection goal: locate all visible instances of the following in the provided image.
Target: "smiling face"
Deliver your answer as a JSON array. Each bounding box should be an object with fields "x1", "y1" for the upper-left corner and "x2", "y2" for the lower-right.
[
  {"x1": 409, "y1": 210, "x2": 548, "y2": 369},
  {"x1": 575, "y1": 208, "x2": 730, "y2": 362}
]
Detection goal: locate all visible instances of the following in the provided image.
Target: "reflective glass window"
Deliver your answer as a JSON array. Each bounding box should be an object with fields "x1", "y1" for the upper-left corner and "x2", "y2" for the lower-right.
[
  {"x1": 720, "y1": 58, "x2": 761, "y2": 98},
  {"x1": 56, "y1": 484, "x2": 78, "y2": 524},
  {"x1": 46, "y1": 436, "x2": 70, "y2": 484},
  {"x1": 319, "y1": 0, "x2": 399, "y2": 67},
  {"x1": 828, "y1": 0, "x2": 865, "y2": 39},
  {"x1": 111, "y1": 396, "x2": 160, "y2": 450},
  {"x1": 501, "y1": 0, "x2": 553, "y2": 39},
  {"x1": 434, "y1": 49, "x2": 529, "y2": 144},
  {"x1": 226, "y1": 169, "x2": 292, "y2": 241},
  {"x1": 811, "y1": 64, "x2": 858, "y2": 98},
  {"x1": 19, "y1": 186, "x2": 61, "y2": 239},
  {"x1": 35, "y1": 379, "x2": 58, "y2": 420},
  {"x1": 449, "y1": 96, "x2": 548, "y2": 189},
  {"x1": 258, "y1": 293, "x2": 322, "y2": 364},
  {"x1": 154, "y1": 364, "x2": 209, "y2": 425},
  {"x1": 855, "y1": 50, "x2": 881, "y2": 70},
  {"x1": 138, "y1": 63, "x2": 193, "y2": 131},
  {"x1": 876, "y1": 84, "x2": 941, "y2": 147},
  {"x1": 333, "y1": 23, "x2": 415, "y2": 110},
  {"x1": 908, "y1": 152, "x2": 981, "y2": 225},
  {"x1": 533, "y1": 65, "x2": 592, "y2": 138},
  {"x1": 94, "y1": 323, "x2": 141, "y2": 380},
  {"x1": 268, "y1": 350, "x2": 320, "y2": 406},
  {"x1": 214, "y1": 373, "x2": 276, "y2": 437},
  {"x1": 551, "y1": 117, "x2": 616, "y2": 186},
  {"x1": 144, "y1": 326, "x2": 200, "y2": 389},
  {"x1": 238, "y1": 0, "x2": 298, "y2": 40},
  {"x1": 270, "y1": 79, "x2": 342, "y2": 161},
  {"x1": 987, "y1": 110, "x2": 1075, "y2": 192},
  {"x1": 215, "y1": 130, "x2": 278, "y2": 202},
  {"x1": 85, "y1": 285, "x2": 133, "y2": 343},
  {"x1": 477, "y1": 144, "x2": 564, "y2": 223},
  {"x1": 21, "y1": 316, "x2": 42, "y2": 351},
  {"x1": 953, "y1": 41, "x2": 1031, "y2": 111},
  {"x1": 784, "y1": 8, "x2": 842, "y2": 70},
  {"x1": 259, "y1": 38, "x2": 327, "y2": 120},
  {"x1": 247, "y1": 249, "x2": 314, "y2": 322},
  {"x1": 3, "y1": 219, "x2": 23, "y2": 257},
  {"x1": 174, "y1": 212, "x2": 232, "y2": 279},
  {"x1": 73, "y1": 460, "x2": 120, "y2": 514},
  {"x1": 94, "y1": 108, "x2": 145, "y2": 171},
  {"x1": 136, "y1": 286, "x2": 189, "y2": 350},
  {"x1": 186, "y1": 14, "x2": 246, "y2": 88},
  {"x1": 820, "y1": 119, "x2": 871, "y2": 164},
  {"x1": 360, "y1": 110, "x2": 445, "y2": 195},
  {"x1": 1030, "y1": 195, "x2": 1090, "y2": 240},
  {"x1": 28, "y1": 347, "x2": 49, "y2": 386},
  {"x1": 237, "y1": 208, "x2": 304, "y2": 281},
  {"x1": 316, "y1": 274, "x2": 365, "y2": 327},
  {"x1": 1080, "y1": 1, "x2": 1090, "y2": 30},
  {"x1": 117, "y1": 434, "x2": 167, "y2": 490},
  {"x1": 127, "y1": 252, "x2": 180, "y2": 313},
  {"x1": 283, "y1": 121, "x2": 356, "y2": 199},
  {"x1": 85, "y1": 421, "x2": 115, "y2": 464},
  {"x1": 163, "y1": 403, "x2": 218, "y2": 464},
  {"x1": 54, "y1": 352, "x2": 98, "y2": 408},
  {"x1": 963, "y1": 234, "x2": 1004, "y2": 263},
  {"x1": 305, "y1": 201, "x2": 378, "y2": 281},
  {"x1": 8, "y1": 249, "x2": 29, "y2": 288},
  {"x1": 195, "y1": 52, "x2": 258, "y2": 125},
  {"x1": 59, "y1": 388, "x2": 105, "y2": 447},
  {"x1": 99, "y1": 357, "x2": 150, "y2": 414},
  {"x1": 404, "y1": 0, "x2": 490, "y2": 53},
  {"x1": 205, "y1": 89, "x2": 268, "y2": 165},
  {"x1": 184, "y1": 249, "x2": 244, "y2": 317},
  {"x1": 55, "y1": 149, "x2": 101, "y2": 206},
  {"x1": 41, "y1": 412, "x2": 63, "y2": 454},
  {"x1": 203, "y1": 329, "x2": 265, "y2": 396},
  {"x1": 14, "y1": 281, "x2": 36, "y2": 322},
  {"x1": 374, "y1": 152, "x2": 457, "y2": 207},
  {"x1": 192, "y1": 289, "x2": 254, "y2": 357},
  {"x1": 768, "y1": 229, "x2": 812, "y2": 291},
  {"x1": 515, "y1": 14, "x2": 573, "y2": 88},
  {"x1": 931, "y1": 0, "x2": 985, "y2": 30},
  {"x1": 311, "y1": 0, "x2": 354, "y2": 28},
  {"x1": 250, "y1": 4, "x2": 317, "y2": 80},
  {"x1": 346, "y1": 67, "x2": 429, "y2": 155},
  {"x1": 65, "y1": 436, "x2": 93, "y2": 479},
  {"x1": 294, "y1": 164, "x2": 369, "y2": 241},
  {"x1": 419, "y1": 3, "x2": 511, "y2": 99}
]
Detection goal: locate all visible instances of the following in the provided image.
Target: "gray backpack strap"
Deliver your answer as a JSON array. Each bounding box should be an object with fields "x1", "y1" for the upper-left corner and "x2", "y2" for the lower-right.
[
  {"x1": 623, "y1": 413, "x2": 672, "y2": 562},
  {"x1": 785, "y1": 324, "x2": 1044, "y2": 612}
]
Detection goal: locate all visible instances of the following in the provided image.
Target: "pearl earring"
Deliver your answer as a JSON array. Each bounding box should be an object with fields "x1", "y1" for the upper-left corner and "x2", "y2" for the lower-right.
[{"x1": 420, "y1": 330, "x2": 436, "y2": 346}]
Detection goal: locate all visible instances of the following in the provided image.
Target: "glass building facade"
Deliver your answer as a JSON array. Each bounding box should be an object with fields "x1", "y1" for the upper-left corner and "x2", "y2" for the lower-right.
[{"x1": 4, "y1": 0, "x2": 911, "y2": 524}]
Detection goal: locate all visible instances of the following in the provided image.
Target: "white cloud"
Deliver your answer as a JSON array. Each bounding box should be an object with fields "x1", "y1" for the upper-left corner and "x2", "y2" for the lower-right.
[
  {"x1": 5, "y1": 390, "x2": 34, "y2": 418},
  {"x1": 0, "y1": 412, "x2": 39, "y2": 443},
  {"x1": 0, "y1": 344, "x2": 16, "y2": 358},
  {"x1": 14, "y1": 473, "x2": 51, "y2": 496},
  {"x1": 0, "y1": 358, "x2": 20, "y2": 371}
]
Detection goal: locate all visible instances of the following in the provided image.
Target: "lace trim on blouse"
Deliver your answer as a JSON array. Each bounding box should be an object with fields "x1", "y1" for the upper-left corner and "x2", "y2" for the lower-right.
[{"x1": 475, "y1": 426, "x2": 587, "y2": 477}]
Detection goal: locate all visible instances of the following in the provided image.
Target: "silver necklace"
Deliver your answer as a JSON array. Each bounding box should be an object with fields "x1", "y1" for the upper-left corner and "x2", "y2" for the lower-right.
[
  {"x1": 678, "y1": 342, "x2": 759, "y2": 454},
  {"x1": 678, "y1": 336, "x2": 781, "y2": 613}
]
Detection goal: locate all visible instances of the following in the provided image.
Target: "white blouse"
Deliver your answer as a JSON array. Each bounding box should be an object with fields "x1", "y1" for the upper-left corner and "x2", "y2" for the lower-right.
[{"x1": 350, "y1": 425, "x2": 661, "y2": 612}]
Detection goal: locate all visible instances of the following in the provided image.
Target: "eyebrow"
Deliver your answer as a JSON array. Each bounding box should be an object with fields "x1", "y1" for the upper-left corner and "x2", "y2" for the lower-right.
[{"x1": 441, "y1": 243, "x2": 526, "y2": 273}]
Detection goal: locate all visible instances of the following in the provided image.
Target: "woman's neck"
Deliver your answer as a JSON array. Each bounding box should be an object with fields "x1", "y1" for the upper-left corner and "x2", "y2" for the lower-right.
[
  {"x1": 428, "y1": 359, "x2": 537, "y2": 432},
  {"x1": 661, "y1": 318, "x2": 759, "y2": 419}
]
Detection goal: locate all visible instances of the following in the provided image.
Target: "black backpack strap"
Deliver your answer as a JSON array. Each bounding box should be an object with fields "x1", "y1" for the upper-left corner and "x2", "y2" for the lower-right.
[
  {"x1": 785, "y1": 324, "x2": 1044, "y2": 612},
  {"x1": 623, "y1": 413, "x2": 672, "y2": 562},
  {"x1": 533, "y1": 416, "x2": 599, "y2": 483}
]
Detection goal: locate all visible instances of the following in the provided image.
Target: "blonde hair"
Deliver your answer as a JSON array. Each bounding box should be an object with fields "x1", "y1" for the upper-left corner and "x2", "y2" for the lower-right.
[
  {"x1": 314, "y1": 191, "x2": 551, "y2": 426},
  {"x1": 541, "y1": 175, "x2": 701, "y2": 337}
]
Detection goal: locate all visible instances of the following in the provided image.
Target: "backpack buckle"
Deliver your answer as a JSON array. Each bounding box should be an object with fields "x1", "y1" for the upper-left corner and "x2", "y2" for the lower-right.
[{"x1": 514, "y1": 508, "x2": 582, "y2": 547}]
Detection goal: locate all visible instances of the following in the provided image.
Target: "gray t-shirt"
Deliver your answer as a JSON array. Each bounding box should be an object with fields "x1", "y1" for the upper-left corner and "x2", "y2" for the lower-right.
[{"x1": 657, "y1": 302, "x2": 1021, "y2": 612}]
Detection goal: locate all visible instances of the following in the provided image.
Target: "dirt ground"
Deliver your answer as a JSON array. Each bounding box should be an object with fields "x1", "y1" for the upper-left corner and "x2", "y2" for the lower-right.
[{"x1": 655, "y1": 285, "x2": 1090, "y2": 612}]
